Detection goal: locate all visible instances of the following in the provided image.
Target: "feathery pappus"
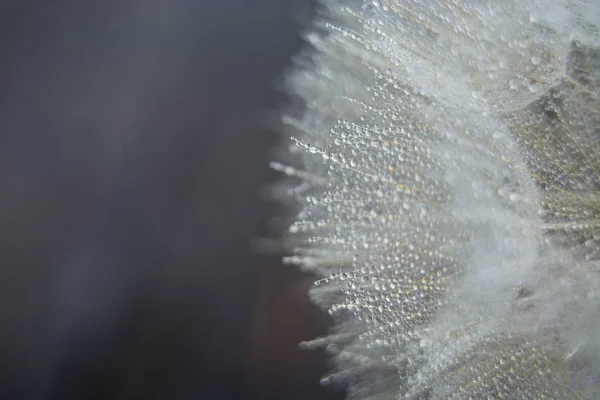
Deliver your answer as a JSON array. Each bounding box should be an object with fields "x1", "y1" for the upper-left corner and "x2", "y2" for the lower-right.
[{"x1": 276, "y1": 0, "x2": 600, "y2": 398}]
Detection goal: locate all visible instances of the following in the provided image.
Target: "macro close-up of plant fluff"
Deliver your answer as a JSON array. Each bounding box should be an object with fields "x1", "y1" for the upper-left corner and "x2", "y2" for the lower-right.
[{"x1": 275, "y1": 0, "x2": 600, "y2": 398}]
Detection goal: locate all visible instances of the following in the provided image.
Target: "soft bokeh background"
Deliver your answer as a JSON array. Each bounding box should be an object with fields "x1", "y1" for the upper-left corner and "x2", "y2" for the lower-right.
[{"x1": 0, "y1": 1, "x2": 344, "y2": 399}]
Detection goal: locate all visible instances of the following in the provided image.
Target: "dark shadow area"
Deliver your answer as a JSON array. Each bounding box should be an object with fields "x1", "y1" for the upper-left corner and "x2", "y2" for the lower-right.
[{"x1": 0, "y1": 1, "x2": 344, "y2": 399}]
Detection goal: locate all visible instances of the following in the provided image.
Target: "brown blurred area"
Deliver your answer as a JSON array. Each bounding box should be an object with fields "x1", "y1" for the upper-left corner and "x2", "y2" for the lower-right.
[{"x1": 0, "y1": 1, "x2": 344, "y2": 399}]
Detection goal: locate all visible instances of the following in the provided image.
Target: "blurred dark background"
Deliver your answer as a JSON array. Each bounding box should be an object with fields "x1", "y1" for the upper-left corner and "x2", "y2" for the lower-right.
[{"x1": 0, "y1": 1, "x2": 344, "y2": 399}]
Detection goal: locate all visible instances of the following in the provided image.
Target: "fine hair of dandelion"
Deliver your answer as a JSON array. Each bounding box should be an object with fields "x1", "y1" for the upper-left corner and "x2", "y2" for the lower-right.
[{"x1": 276, "y1": 1, "x2": 600, "y2": 399}]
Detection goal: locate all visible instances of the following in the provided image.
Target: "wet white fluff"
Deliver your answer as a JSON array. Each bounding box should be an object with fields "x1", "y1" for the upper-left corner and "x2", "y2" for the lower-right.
[{"x1": 276, "y1": 0, "x2": 600, "y2": 398}]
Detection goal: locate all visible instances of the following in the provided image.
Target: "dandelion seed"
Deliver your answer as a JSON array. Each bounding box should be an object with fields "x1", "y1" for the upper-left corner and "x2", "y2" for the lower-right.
[{"x1": 277, "y1": 1, "x2": 600, "y2": 398}]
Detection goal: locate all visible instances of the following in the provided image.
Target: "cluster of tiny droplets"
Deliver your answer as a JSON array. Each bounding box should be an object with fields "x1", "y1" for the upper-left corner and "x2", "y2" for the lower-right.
[{"x1": 278, "y1": 0, "x2": 600, "y2": 399}]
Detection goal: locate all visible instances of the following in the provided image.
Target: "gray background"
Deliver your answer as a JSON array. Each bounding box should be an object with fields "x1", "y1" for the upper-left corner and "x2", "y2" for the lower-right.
[{"x1": 0, "y1": 1, "x2": 344, "y2": 399}]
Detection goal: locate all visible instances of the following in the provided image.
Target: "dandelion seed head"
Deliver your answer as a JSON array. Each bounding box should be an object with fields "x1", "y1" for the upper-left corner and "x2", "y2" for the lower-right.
[{"x1": 277, "y1": 0, "x2": 600, "y2": 398}]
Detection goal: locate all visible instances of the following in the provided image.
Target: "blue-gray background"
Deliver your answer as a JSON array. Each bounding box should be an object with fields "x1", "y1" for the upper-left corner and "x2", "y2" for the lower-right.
[{"x1": 0, "y1": 1, "x2": 344, "y2": 399}]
